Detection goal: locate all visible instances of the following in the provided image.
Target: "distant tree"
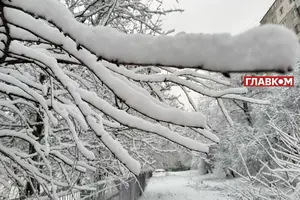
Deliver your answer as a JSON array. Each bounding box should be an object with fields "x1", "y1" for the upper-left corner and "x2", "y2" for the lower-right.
[
  {"x1": 202, "y1": 65, "x2": 300, "y2": 199},
  {"x1": 242, "y1": 71, "x2": 300, "y2": 199}
]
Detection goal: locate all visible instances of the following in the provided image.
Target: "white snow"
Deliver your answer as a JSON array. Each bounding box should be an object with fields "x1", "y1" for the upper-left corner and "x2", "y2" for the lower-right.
[
  {"x1": 78, "y1": 89, "x2": 210, "y2": 153},
  {"x1": 222, "y1": 94, "x2": 271, "y2": 104},
  {"x1": 194, "y1": 129, "x2": 220, "y2": 143},
  {"x1": 139, "y1": 170, "x2": 247, "y2": 200},
  {"x1": 105, "y1": 62, "x2": 247, "y2": 97},
  {"x1": 217, "y1": 98, "x2": 234, "y2": 127},
  {"x1": 105, "y1": 61, "x2": 231, "y2": 86},
  {"x1": 0, "y1": 18, "x2": 7, "y2": 59},
  {"x1": 5, "y1": 0, "x2": 300, "y2": 73},
  {"x1": 5, "y1": 7, "x2": 208, "y2": 128},
  {"x1": 9, "y1": 41, "x2": 144, "y2": 173},
  {"x1": 87, "y1": 115, "x2": 141, "y2": 175},
  {"x1": 6, "y1": 34, "x2": 210, "y2": 174},
  {"x1": 2, "y1": 0, "x2": 298, "y2": 182},
  {"x1": 0, "y1": 71, "x2": 58, "y2": 125},
  {"x1": 0, "y1": 68, "x2": 44, "y2": 92}
]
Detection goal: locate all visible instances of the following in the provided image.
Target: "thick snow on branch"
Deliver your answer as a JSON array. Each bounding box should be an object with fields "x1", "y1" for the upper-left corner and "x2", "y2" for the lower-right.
[
  {"x1": 5, "y1": 0, "x2": 300, "y2": 73},
  {"x1": 1, "y1": 1, "x2": 294, "y2": 195},
  {"x1": 104, "y1": 61, "x2": 231, "y2": 86},
  {"x1": 217, "y1": 98, "x2": 234, "y2": 126},
  {"x1": 87, "y1": 116, "x2": 141, "y2": 175},
  {"x1": 9, "y1": 41, "x2": 142, "y2": 174},
  {"x1": 5, "y1": 8, "x2": 207, "y2": 128},
  {"x1": 222, "y1": 94, "x2": 271, "y2": 104},
  {"x1": 0, "y1": 72, "x2": 57, "y2": 125},
  {"x1": 78, "y1": 88, "x2": 210, "y2": 153},
  {"x1": 104, "y1": 62, "x2": 247, "y2": 97}
]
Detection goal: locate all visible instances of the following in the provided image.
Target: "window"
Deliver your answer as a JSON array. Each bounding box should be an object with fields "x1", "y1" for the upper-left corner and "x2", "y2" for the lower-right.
[
  {"x1": 279, "y1": 7, "x2": 284, "y2": 15},
  {"x1": 293, "y1": 9, "x2": 298, "y2": 19},
  {"x1": 294, "y1": 24, "x2": 300, "y2": 34}
]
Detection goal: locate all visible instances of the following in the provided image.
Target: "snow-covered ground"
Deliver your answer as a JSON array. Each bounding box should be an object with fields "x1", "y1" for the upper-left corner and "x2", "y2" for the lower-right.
[{"x1": 139, "y1": 170, "x2": 249, "y2": 200}]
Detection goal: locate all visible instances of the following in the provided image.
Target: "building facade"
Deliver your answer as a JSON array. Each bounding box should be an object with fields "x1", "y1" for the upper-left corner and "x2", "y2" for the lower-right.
[{"x1": 260, "y1": 0, "x2": 300, "y2": 38}]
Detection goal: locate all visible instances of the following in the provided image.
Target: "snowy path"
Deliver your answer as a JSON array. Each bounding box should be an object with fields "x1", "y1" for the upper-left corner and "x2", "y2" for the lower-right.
[{"x1": 139, "y1": 170, "x2": 246, "y2": 200}]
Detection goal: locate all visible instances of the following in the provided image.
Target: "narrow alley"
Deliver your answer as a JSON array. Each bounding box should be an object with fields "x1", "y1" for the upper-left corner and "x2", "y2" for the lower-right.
[{"x1": 139, "y1": 170, "x2": 247, "y2": 200}]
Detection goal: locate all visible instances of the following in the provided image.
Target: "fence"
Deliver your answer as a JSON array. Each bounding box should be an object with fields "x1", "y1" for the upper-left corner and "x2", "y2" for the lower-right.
[
  {"x1": 8, "y1": 171, "x2": 152, "y2": 200},
  {"x1": 7, "y1": 189, "x2": 81, "y2": 200},
  {"x1": 109, "y1": 171, "x2": 152, "y2": 200},
  {"x1": 60, "y1": 171, "x2": 152, "y2": 200},
  {"x1": 58, "y1": 190, "x2": 81, "y2": 200}
]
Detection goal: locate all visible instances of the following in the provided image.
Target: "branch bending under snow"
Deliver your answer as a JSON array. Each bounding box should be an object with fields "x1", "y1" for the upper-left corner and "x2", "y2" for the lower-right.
[
  {"x1": 4, "y1": 0, "x2": 300, "y2": 74},
  {"x1": 0, "y1": 0, "x2": 294, "y2": 179},
  {"x1": 5, "y1": 9, "x2": 208, "y2": 128},
  {"x1": 217, "y1": 98, "x2": 234, "y2": 127}
]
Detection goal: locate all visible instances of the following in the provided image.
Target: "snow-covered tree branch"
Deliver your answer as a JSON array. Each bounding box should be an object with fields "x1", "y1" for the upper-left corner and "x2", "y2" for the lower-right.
[
  {"x1": 3, "y1": 0, "x2": 300, "y2": 72},
  {"x1": 0, "y1": 0, "x2": 299, "y2": 199}
]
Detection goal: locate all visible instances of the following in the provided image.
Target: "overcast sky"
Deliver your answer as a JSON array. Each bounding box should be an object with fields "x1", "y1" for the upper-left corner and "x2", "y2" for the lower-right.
[{"x1": 162, "y1": 0, "x2": 275, "y2": 35}]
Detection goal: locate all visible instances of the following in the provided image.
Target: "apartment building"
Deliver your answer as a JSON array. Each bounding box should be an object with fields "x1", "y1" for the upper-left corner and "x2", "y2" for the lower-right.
[{"x1": 260, "y1": 0, "x2": 300, "y2": 38}]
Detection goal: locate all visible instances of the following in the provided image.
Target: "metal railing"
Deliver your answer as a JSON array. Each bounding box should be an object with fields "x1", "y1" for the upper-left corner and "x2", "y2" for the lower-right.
[{"x1": 59, "y1": 171, "x2": 152, "y2": 200}]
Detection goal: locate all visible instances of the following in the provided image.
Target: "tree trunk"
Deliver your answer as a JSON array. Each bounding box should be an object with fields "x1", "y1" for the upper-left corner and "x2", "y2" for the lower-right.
[
  {"x1": 25, "y1": 113, "x2": 43, "y2": 197},
  {"x1": 25, "y1": 75, "x2": 45, "y2": 197}
]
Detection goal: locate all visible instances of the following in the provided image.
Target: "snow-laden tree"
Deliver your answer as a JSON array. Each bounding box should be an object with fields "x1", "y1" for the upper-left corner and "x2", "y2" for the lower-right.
[
  {"x1": 0, "y1": 0, "x2": 299, "y2": 199},
  {"x1": 196, "y1": 73, "x2": 273, "y2": 176},
  {"x1": 238, "y1": 76, "x2": 300, "y2": 199},
  {"x1": 59, "y1": 0, "x2": 191, "y2": 194},
  {"x1": 64, "y1": 0, "x2": 182, "y2": 35},
  {"x1": 239, "y1": 65, "x2": 300, "y2": 199},
  {"x1": 200, "y1": 65, "x2": 300, "y2": 199}
]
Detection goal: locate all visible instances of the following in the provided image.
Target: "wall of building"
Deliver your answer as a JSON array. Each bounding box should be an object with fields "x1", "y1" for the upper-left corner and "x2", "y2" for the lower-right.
[
  {"x1": 261, "y1": 0, "x2": 297, "y2": 24},
  {"x1": 260, "y1": 0, "x2": 300, "y2": 38},
  {"x1": 281, "y1": 7, "x2": 299, "y2": 29},
  {"x1": 276, "y1": 0, "x2": 295, "y2": 23},
  {"x1": 260, "y1": 0, "x2": 282, "y2": 24}
]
